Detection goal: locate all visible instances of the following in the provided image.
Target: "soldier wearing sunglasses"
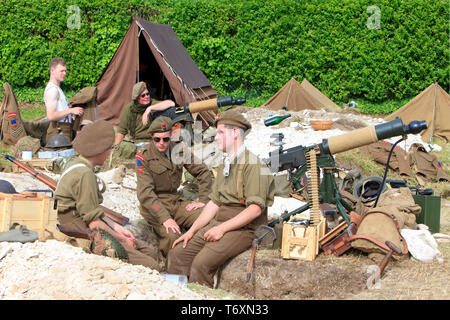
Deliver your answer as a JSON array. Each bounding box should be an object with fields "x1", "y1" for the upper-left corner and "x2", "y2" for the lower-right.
[{"x1": 136, "y1": 116, "x2": 212, "y2": 258}]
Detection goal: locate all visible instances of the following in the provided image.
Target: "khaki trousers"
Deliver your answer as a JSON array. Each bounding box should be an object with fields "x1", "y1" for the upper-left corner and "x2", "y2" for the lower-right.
[
  {"x1": 58, "y1": 210, "x2": 160, "y2": 271},
  {"x1": 144, "y1": 198, "x2": 202, "y2": 257},
  {"x1": 167, "y1": 206, "x2": 255, "y2": 288}
]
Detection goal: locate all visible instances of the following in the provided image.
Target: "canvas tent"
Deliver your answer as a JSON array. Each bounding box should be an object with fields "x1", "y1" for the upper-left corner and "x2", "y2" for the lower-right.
[
  {"x1": 96, "y1": 17, "x2": 217, "y2": 126},
  {"x1": 385, "y1": 83, "x2": 450, "y2": 143},
  {"x1": 261, "y1": 78, "x2": 341, "y2": 112}
]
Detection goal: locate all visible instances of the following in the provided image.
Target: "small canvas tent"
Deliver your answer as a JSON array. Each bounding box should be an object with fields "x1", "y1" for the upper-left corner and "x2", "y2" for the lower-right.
[
  {"x1": 96, "y1": 17, "x2": 217, "y2": 125},
  {"x1": 261, "y1": 78, "x2": 341, "y2": 112},
  {"x1": 385, "y1": 83, "x2": 450, "y2": 143}
]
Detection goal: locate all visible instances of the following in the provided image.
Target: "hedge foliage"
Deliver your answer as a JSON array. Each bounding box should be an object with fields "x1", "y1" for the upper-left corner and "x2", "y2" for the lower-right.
[{"x1": 0, "y1": 0, "x2": 448, "y2": 110}]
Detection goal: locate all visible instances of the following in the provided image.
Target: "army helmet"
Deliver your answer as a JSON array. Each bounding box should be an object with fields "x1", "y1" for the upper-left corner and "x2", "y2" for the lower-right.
[{"x1": 45, "y1": 134, "x2": 72, "y2": 149}]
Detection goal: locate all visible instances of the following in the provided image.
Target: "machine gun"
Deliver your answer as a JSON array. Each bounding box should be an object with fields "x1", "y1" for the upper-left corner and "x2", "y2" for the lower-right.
[
  {"x1": 266, "y1": 117, "x2": 427, "y2": 227},
  {"x1": 150, "y1": 96, "x2": 246, "y2": 143}
]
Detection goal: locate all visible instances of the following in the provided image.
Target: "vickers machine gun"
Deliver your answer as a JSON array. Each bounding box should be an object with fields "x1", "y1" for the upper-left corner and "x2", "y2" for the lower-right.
[
  {"x1": 150, "y1": 96, "x2": 246, "y2": 142},
  {"x1": 266, "y1": 117, "x2": 427, "y2": 228}
]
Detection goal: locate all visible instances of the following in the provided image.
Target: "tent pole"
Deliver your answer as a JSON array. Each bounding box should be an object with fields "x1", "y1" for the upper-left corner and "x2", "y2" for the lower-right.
[{"x1": 136, "y1": 28, "x2": 140, "y2": 83}]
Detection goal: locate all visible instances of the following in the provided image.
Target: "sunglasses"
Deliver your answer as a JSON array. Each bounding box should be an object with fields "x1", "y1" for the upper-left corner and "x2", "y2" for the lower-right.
[
  {"x1": 152, "y1": 136, "x2": 170, "y2": 142},
  {"x1": 140, "y1": 92, "x2": 150, "y2": 98}
]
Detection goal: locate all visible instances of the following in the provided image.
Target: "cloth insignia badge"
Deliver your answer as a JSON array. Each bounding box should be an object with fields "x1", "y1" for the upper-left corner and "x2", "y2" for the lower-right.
[
  {"x1": 154, "y1": 204, "x2": 160, "y2": 211},
  {"x1": 135, "y1": 154, "x2": 145, "y2": 175},
  {"x1": 161, "y1": 122, "x2": 167, "y2": 130},
  {"x1": 7, "y1": 113, "x2": 17, "y2": 127}
]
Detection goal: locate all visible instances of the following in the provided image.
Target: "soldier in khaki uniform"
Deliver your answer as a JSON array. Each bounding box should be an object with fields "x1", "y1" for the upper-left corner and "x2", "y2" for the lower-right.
[
  {"x1": 136, "y1": 116, "x2": 212, "y2": 257},
  {"x1": 167, "y1": 110, "x2": 275, "y2": 288},
  {"x1": 113, "y1": 82, "x2": 175, "y2": 148},
  {"x1": 55, "y1": 120, "x2": 160, "y2": 270}
]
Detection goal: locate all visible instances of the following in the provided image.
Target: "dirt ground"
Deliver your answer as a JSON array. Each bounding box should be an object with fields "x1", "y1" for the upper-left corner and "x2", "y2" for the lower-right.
[{"x1": 204, "y1": 199, "x2": 450, "y2": 300}]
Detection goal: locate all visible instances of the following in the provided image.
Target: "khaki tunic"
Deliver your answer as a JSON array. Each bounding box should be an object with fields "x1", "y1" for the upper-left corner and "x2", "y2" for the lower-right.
[
  {"x1": 55, "y1": 156, "x2": 159, "y2": 270},
  {"x1": 136, "y1": 141, "x2": 212, "y2": 256},
  {"x1": 168, "y1": 148, "x2": 275, "y2": 287},
  {"x1": 117, "y1": 99, "x2": 161, "y2": 143}
]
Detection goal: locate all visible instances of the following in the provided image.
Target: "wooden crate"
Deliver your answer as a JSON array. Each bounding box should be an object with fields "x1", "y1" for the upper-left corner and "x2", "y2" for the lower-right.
[
  {"x1": 12, "y1": 158, "x2": 52, "y2": 173},
  {"x1": 0, "y1": 191, "x2": 58, "y2": 241},
  {"x1": 281, "y1": 216, "x2": 326, "y2": 261}
]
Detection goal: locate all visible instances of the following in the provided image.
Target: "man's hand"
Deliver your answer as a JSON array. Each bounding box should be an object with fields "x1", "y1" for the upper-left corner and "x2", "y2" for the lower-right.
[
  {"x1": 185, "y1": 201, "x2": 205, "y2": 212},
  {"x1": 70, "y1": 106, "x2": 84, "y2": 117},
  {"x1": 142, "y1": 106, "x2": 152, "y2": 126},
  {"x1": 172, "y1": 231, "x2": 193, "y2": 249},
  {"x1": 203, "y1": 225, "x2": 224, "y2": 242},
  {"x1": 89, "y1": 217, "x2": 136, "y2": 249},
  {"x1": 163, "y1": 218, "x2": 181, "y2": 234}
]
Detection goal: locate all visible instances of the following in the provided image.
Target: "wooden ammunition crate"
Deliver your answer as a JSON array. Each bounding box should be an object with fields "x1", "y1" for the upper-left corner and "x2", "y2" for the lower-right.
[
  {"x1": 12, "y1": 158, "x2": 51, "y2": 173},
  {"x1": 281, "y1": 216, "x2": 326, "y2": 261},
  {"x1": 0, "y1": 191, "x2": 58, "y2": 241}
]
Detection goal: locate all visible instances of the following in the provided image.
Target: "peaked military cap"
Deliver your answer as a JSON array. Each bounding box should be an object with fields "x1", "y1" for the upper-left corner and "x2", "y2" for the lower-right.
[
  {"x1": 214, "y1": 109, "x2": 252, "y2": 131},
  {"x1": 148, "y1": 116, "x2": 173, "y2": 133},
  {"x1": 72, "y1": 120, "x2": 115, "y2": 157}
]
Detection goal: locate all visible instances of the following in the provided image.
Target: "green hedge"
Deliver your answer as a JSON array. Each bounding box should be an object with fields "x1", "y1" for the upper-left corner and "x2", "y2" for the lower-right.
[{"x1": 0, "y1": 0, "x2": 448, "y2": 110}]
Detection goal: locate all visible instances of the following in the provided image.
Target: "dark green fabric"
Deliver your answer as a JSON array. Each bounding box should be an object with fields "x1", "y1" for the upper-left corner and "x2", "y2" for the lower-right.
[{"x1": 129, "y1": 101, "x2": 151, "y2": 139}]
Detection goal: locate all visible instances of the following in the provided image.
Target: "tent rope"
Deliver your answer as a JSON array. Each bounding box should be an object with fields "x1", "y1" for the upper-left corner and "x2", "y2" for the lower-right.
[{"x1": 284, "y1": 78, "x2": 293, "y2": 108}]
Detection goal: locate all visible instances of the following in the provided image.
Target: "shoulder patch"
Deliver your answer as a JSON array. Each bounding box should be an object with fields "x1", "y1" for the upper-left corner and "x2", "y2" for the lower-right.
[{"x1": 135, "y1": 154, "x2": 145, "y2": 175}]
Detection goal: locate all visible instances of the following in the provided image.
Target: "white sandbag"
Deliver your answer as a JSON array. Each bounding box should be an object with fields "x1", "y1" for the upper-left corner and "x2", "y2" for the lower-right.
[{"x1": 400, "y1": 229, "x2": 444, "y2": 263}]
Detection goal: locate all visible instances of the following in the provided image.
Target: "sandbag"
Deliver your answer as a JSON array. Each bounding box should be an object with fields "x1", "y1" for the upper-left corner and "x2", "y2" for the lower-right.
[
  {"x1": 13, "y1": 136, "x2": 41, "y2": 159},
  {"x1": 350, "y1": 207, "x2": 408, "y2": 256},
  {"x1": 377, "y1": 187, "x2": 421, "y2": 228},
  {"x1": 400, "y1": 229, "x2": 443, "y2": 263}
]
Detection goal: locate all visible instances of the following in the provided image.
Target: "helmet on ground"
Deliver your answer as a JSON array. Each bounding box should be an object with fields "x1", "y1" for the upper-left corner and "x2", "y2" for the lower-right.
[
  {"x1": 0, "y1": 179, "x2": 17, "y2": 194},
  {"x1": 45, "y1": 134, "x2": 72, "y2": 149}
]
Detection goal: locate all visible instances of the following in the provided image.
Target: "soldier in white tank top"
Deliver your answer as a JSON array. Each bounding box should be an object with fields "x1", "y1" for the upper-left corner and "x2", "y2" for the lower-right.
[{"x1": 44, "y1": 81, "x2": 71, "y2": 124}]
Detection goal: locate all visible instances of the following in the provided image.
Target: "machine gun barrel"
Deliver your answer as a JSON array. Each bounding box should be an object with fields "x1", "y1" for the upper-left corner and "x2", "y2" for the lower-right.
[
  {"x1": 175, "y1": 96, "x2": 246, "y2": 115},
  {"x1": 322, "y1": 118, "x2": 426, "y2": 155},
  {"x1": 267, "y1": 118, "x2": 427, "y2": 173}
]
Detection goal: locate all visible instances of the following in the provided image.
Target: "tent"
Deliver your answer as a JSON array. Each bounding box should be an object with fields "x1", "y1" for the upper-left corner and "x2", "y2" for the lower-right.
[
  {"x1": 385, "y1": 83, "x2": 450, "y2": 143},
  {"x1": 96, "y1": 17, "x2": 217, "y2": 126},
  {"x1": 261, "y1": 78, "x2": 341, "y2": 112}
]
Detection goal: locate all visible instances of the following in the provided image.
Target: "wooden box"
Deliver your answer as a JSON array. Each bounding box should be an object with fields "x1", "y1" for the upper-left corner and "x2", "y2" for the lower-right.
[
  {"x1": 0, "y1": 191, "x2": 58, "y2": 241},
  {"x1": 281, "y1": 216, "x2": 326, "y2": 261},
  {"x1": 12, "y1": 158, "x2": 51, "y2": 173}
]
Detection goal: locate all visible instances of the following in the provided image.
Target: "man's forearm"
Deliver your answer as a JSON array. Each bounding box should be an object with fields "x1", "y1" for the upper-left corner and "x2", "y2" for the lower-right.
[
  {"x1": 217, "y1": 204, "x2": 262, "y2": 234},
  {"x1": 47, "y1": 108, "x2": 71, "y2": 122},
  {"x1": 187, "y1": 200, "x2": 219, "y2": 234},
  {"x1": 149, "y1": 100, "x2": 175, "y2": 111}
]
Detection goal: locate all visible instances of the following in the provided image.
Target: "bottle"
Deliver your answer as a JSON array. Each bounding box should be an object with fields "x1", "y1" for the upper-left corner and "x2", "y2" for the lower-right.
[{"x1": 264, "y1": 114, "x2": 291, "y2": 126}]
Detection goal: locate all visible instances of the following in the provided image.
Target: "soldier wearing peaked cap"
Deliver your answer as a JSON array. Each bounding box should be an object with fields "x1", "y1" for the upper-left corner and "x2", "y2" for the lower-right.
[
  {"x1": 136, "y1": 116, "x2": 212, "y2": 258},
  {"x1": 55, "y1": 120, "x2": 160, "y2": 270},
  {"x1": 168, "y1": 109, "x2": 275, "y2": 288}
]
